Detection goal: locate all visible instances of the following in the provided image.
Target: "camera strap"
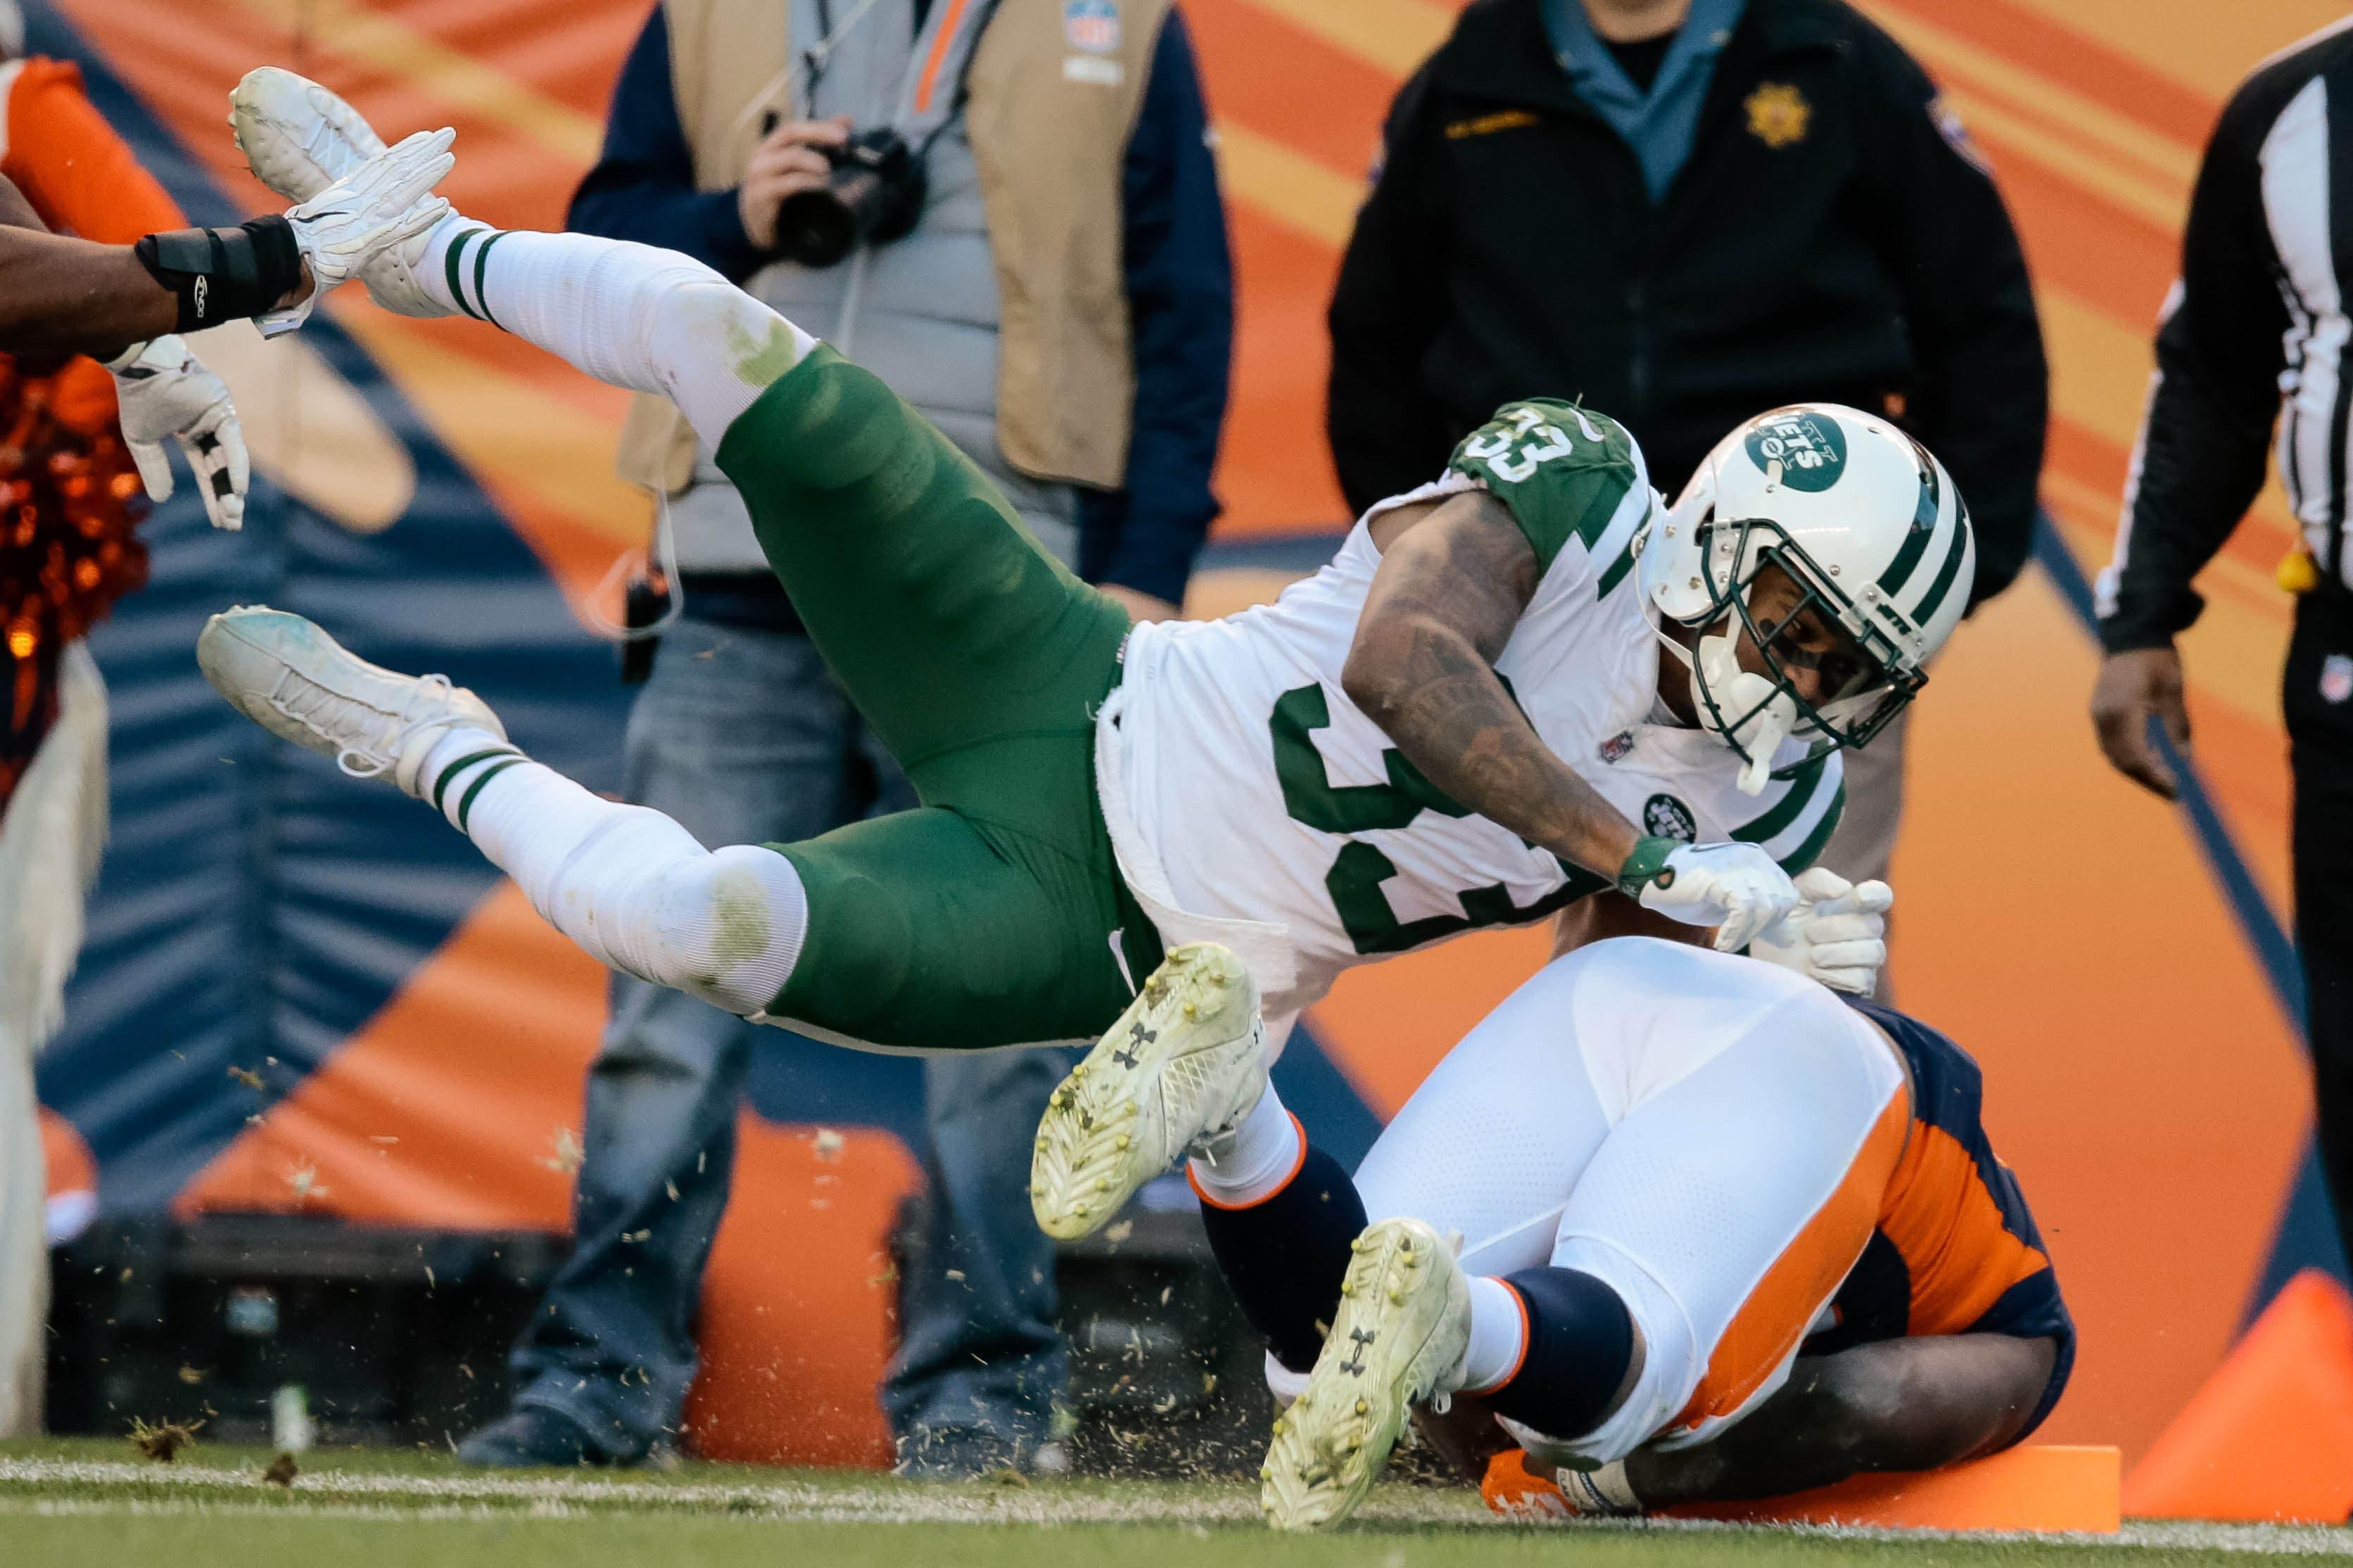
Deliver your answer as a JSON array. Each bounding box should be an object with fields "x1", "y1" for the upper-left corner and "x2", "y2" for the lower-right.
[{"x1": 895, "y1": 0, "x2": 1005, "y2": 152}]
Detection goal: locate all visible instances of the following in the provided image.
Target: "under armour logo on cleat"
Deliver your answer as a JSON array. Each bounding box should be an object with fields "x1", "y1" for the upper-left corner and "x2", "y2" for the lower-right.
[
  {"x1": 1339, "y1": 1327, "x2": 1376, "y2": 1376},
  {"x1": 1112, "y1": 1019, "x2": 1155, "y2": 1069}
]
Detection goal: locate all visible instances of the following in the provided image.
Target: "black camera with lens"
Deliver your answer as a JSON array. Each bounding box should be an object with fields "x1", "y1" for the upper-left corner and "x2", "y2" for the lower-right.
[{"x1": 773, "y1": 125, "x2": 927, "y2": 269}]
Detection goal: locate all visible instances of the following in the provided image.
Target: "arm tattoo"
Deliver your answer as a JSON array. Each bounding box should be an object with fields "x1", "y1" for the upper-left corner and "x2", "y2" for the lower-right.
[{"x1": 1345, "y1": 493, "x2": 1642, "y2": 877}]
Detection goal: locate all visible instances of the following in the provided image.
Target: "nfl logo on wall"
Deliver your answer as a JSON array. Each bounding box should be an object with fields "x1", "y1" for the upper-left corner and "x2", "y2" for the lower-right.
[
  {"x1": 1066, "y1": 0, "x2": 1120, "y2": 53},
  {"x1": 2323, "y1": 652, "x2": 2353, "y2": 705}
]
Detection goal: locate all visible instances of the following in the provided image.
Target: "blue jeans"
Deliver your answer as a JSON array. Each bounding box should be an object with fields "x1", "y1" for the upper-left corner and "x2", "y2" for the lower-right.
[
  {"x1": 507, "y1": 616, "x2": 1070, "y2": 1460},
  {"x1": 879, "y1": 1043, "x2": 1079, "y2": 1453}
]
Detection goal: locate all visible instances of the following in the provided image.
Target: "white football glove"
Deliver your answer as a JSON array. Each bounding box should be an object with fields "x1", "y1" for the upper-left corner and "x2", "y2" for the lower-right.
[
  {"x1": 258, "y1": 126, "x2": 455, "y2": 337},
  {"x1": 1630, "y1": 840, "x2": 1800, "y2": 954},
  {"x1": 1748, "y1": 867, "x2": 1894, "y2": 995},
  {"x1": 105, "y1": 336, "x2": 248, "y2": 531}
]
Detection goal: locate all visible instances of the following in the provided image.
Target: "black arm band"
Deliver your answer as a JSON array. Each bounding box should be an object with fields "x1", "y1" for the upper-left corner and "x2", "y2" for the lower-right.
[{"x1": 133, "y1": 215, "x2": 303, "y2": 333}]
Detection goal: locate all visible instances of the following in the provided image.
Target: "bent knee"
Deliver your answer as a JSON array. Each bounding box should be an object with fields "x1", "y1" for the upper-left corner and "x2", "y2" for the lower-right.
[
  {"x1": 650, "y1": 279, "x2": 810, "y2": 395},
  {"x1": 640, "y1": 843, "x2": 807, "y2": 1015}
]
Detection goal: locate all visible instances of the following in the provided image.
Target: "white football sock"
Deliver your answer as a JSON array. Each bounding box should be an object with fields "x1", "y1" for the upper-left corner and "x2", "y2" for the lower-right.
[
  {"x1": 1459, "y1": 1275, "x2": 1531, "y2": 1396},
  {"x1": 1186, "y1": 1083, "x2": 1302, "y2": 1206},
  {"x1": 414, "y1": 217, "x2": 816, "y2": 450},
  {"x1": 416, "y1": 727, "x2": 806, "y2": 1016}
]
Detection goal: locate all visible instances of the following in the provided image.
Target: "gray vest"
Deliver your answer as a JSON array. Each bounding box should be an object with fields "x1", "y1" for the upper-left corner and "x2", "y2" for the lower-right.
[{"x1": 668, "y1": 0, "x2": 1079, "y2": 574}]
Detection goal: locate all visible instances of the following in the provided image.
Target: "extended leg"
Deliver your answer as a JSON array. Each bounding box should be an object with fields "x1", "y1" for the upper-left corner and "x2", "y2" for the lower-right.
[
  {"x1": 387, "y1": 216, "x2": 1129, "y2": 796},
  {"x1": 222, "y1": 82, "x2": 1139, "y2": 1052},
  {"x1": 198, "y1": 606, "x2": 1139, "y2": 1050}
]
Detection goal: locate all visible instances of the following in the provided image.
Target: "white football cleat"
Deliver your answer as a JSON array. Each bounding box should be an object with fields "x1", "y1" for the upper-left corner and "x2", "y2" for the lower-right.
[
  {"x1": 1260, "y1": 1218, "x2": 1471, "y2": 1533},
  {"x1": 1030, "y1": 942, "x2": 1267, "y2": 1240},
  {"x1": 198, "y1": 606, "x2": 504, "y2": 793},
  {"x1": 231, "y1": 65, "x2": 384, "y2": 199},
  {"x1": 232, "y1": 67, "x2": 467, "y2": 319}
]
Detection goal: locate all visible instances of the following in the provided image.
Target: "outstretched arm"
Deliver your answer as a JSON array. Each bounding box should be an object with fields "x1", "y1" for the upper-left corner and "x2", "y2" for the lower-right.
[
  {"x1": 1343, "y1": 492, "x2": 1642, "y2": 879},
  {"x1": 1624, "y1": 1334, "x2": 2059, "y2": 1505},
  {"x1": 0, "y1": 208, "x2": 177, "y2": 360}
]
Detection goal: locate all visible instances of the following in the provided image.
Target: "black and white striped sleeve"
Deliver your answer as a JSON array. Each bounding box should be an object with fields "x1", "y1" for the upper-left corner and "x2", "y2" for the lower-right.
[{"x1": 2095, "y1": 75, "x2": 2298, "y2": 653}]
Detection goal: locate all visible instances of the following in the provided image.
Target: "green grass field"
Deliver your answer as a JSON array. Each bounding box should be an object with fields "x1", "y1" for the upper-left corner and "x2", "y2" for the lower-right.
[{"x1": 4, "y1": 1439, "x2": 2346, "y2": 1568}]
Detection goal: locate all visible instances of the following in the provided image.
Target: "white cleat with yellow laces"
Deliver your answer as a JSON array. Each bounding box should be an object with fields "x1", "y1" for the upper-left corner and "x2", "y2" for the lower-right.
[
  {"x1": 1029, "y1": 941, "x2": 1268, "y2": 1241},
  {"x1": 1260, "y1": 1217, "x2": 1472, "y2": 1532}
]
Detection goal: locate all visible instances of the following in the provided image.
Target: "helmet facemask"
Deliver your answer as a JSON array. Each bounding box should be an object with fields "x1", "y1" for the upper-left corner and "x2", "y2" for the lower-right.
[{"x1": 1668, "y1": 513, "x2": 1924, "y2": 791}]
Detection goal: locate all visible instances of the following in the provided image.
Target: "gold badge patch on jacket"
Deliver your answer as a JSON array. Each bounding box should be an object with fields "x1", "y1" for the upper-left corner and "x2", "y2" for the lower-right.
[{"x1": 1745, "y1": 82, "x2": 1810, "y2": 148}]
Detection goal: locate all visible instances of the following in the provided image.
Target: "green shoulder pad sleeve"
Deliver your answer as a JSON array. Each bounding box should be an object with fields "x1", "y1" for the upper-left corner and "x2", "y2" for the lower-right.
[{"x1": 1447, "y1": 400, "x2": 1642, "y2": 576}]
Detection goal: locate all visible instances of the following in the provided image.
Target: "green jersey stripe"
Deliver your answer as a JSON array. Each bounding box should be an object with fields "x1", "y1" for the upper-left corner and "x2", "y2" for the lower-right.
[
  {"x1": 1594, "y1": 509, "x2": 1644, "y2": 598},
  {"x1": 1908, "y1": 507, "x2": 1972, "y2": 627},
  {"x1": 443, "y1": 229, "x2": 484, "y2": 321},
  {"x1": 1731, "y1": 751, "x2": 1829, "y2": 845},
  {"x1": 1776, "y1": 783, "x2": 1846, "y2": 874}
]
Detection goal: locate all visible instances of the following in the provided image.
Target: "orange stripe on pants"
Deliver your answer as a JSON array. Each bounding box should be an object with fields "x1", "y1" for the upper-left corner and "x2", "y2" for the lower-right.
[{"x1": 1670, "y1": 1090, "x2": 1911, "y2": 1432}]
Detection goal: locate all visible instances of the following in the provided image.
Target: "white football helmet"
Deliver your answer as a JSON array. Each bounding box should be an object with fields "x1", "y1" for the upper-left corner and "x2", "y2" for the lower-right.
[{"x1": 1637, "y1": 404, "x2": 1974, "y2": 786}]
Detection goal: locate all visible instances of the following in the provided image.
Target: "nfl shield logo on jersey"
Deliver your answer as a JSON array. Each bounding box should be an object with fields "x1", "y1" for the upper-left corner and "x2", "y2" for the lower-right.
[
  {"x1": 1065, "y1": 0, "x2": 1120, "y2": 53},
  {"x1": 1599, "y1": 730, "x2": 1635, "y2": 765},
  {"x1": 1644, "y1": 793, "x2": 1697, "y2": 843},
  {"x1": 2323, "y1": 653, "x2": 2353, "y2": 705}
]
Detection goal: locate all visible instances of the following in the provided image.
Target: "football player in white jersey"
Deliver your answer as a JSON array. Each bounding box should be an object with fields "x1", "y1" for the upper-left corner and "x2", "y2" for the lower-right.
[
  {"x1": 196, "y1": 84, "x2": 1967, "y2": 1211},
  {"x1": 1195, "y1": 938, "x2": 2069, "y2": 1531}
]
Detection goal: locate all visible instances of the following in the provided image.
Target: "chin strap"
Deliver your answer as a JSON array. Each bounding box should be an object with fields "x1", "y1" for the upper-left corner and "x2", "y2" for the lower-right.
[
  {"x1": 1695, "y1": 632, "x2": 1799, "y2": 796},
  {"x1": 1645, "y1": 597, "x2": 1801, "y2": 796}
]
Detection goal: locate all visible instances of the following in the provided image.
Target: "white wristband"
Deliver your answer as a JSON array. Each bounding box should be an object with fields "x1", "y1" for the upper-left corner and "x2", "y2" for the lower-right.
[{"x1": 1558, "y1": 1458, "x2": 1642, "y2": 1516}]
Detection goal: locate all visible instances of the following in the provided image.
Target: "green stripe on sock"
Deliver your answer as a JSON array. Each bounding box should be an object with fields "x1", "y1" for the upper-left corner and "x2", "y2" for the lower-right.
[
  {"x1": 430, "y1": 746, "x2": 520, "y2": 815},
  {"x1": 444, "y1": 229, "x2": 483, "y2": 321},
  {"x1": 455, "y1": 757, "x2": 529, "y2": 834},
  {"x1": 471, "y1": 230, "x2": 512, "y2": 331}
]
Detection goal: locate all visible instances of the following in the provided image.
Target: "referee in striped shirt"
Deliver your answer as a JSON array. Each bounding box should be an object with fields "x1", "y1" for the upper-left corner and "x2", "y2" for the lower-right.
[{"x1": 2092, "y1": 20, "x2": 2353, "y2": 1268}]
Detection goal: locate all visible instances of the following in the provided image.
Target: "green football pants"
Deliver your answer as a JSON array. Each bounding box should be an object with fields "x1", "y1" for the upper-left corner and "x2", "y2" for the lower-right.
[{"x1": 713, "y1": 345, "x2": 1160, "y2": 1050}]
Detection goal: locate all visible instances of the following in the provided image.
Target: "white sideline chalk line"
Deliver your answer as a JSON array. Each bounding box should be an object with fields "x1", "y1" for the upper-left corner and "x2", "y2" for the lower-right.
[{"x1": 3, "y1": 1458, "x2": 2350, "y2": 1551}]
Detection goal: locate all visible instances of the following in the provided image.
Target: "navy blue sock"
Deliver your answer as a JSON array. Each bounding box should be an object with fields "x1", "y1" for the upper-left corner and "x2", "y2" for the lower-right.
[
  {"x1": 1197, "y1": 1145, "x2": 1367, "y2": 1373},
  {"x1": 1480, "y1": 1266, "x2": 1635, "y2": 1436}
]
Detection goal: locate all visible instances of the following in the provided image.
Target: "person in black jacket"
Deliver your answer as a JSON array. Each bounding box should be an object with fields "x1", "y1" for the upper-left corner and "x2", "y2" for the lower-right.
[
  {"x1": 2091, "y1": 22, "x2": 2353, "y2": 1271},
  {"x1": 1328, "y1": 0, "x2": 2046, "y2": 898}
]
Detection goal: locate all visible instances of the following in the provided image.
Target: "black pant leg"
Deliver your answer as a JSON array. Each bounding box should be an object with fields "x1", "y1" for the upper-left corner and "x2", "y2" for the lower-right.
[{"x1": 2286, "y1": 594, "x2": 2353, "y2": 1266}]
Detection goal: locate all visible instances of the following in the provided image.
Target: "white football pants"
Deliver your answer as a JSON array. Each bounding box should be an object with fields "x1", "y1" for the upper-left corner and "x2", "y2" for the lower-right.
[{"x1": 1352, "y1": 938, "x2": 1908, "y2": 1465}]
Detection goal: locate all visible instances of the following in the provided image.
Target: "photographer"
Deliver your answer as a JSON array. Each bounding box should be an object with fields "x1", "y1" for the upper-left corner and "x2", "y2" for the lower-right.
[{"x1": 455, "y1": 0, "x2": 1230, "y2": 1477}]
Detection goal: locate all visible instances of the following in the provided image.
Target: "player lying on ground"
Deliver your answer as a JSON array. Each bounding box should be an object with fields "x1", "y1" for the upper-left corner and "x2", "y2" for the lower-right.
[
  {"x1": 201, "y1": 77, "x2": 1960, "y2": 1196},
  {"x1": 1181, "y1": 936, "x2": 2071, "y2": 1531}
]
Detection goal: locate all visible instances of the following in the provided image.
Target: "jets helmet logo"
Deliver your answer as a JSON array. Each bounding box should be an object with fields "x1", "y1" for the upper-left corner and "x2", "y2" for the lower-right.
[
  {"x1": 1643, "y1": 793, "x2": 1697, "y2": 843},
  {"x1": 1746, "y1": 411, "x2": 1846, "y2": 492}
]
